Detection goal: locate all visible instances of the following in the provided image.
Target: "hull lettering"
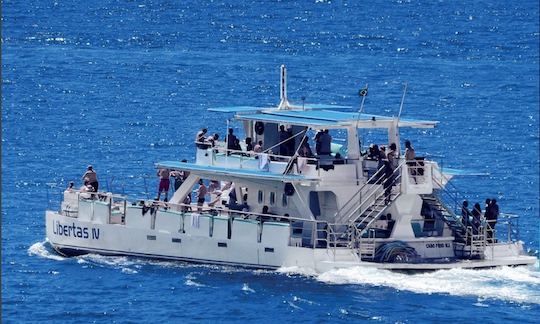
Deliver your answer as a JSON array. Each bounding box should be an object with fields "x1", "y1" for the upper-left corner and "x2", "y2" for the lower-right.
[{"x1": 52, "y1": 220, "x2": 99, "y2": 240}]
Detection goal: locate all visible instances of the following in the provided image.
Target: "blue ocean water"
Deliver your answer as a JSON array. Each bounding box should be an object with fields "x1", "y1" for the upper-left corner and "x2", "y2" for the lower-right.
[{"x1": 2, "y1": 0, "x2": 539, "y2": 322}]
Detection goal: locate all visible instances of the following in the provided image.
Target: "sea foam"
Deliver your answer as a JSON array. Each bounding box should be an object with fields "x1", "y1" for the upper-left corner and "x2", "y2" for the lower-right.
[
  {"x1": 27, "y1": 241, "x2": 66, "y2": 261},
  {"x1": 316, "y1": 262, "x2": 540, "y2": 305}
]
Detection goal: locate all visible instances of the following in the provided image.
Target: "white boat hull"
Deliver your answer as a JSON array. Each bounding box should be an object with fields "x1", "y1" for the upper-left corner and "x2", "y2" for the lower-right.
[{"x1": 46, "y1": 211, "x2": 536, "y2": 272}]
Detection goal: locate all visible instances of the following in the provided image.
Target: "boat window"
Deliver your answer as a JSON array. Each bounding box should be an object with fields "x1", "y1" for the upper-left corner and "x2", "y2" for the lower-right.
[
  {"x1": 282, "y1": 193, "x2": 288, "y2": 207},
  {"x1": 269, "y1": 192, "x2": 276, "y2": 205},
  {"x1": 258, "y1": 190, "x2": 264, "y2": 204},
  {"x1": 309, "y1": 191, "x2": 321, "y2": 217},
  {"x1": 240, "y1": 187, "x2": 248, "y2": 202}
]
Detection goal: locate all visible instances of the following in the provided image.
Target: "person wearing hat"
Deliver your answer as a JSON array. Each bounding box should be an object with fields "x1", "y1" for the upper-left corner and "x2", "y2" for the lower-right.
[{"x1": 82, "y1": 165, "x2": 98, "y2": 192}]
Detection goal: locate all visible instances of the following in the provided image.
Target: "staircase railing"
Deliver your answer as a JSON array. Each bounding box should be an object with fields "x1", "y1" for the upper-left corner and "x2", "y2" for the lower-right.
[
  {"x1": 344, "y1": 160, "x2": 406, "y2": 226},
  {"x1": 326, "y1": 223, "x2": 351, "y2": 259},
  {"x1": 346, "y1": 161, "x2": 405, "y2": 260},
  {"x1": 432, "y1": 173, "x2": 466, "y2": 217},
  {"x1": 333, "y1": 164, "x2": 387, "y2": 223},
  {"x1": 430, "y1": 176, "x2": 467, "y2": 233}
]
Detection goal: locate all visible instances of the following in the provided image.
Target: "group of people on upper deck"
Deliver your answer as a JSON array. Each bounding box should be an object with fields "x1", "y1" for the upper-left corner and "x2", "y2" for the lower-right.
[
  {"x1": 194, "y1": 126, "x2": 330, "y2": 160},
  {"x1": 195, "y1": 127, "x2": 264, "y2": 156},
  {"x1": 366, "y1": 140, "x2": 415, "y2": 167}
]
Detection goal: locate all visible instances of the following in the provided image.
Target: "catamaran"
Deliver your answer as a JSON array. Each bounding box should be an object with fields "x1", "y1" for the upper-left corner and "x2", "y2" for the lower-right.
[{"x1": 45, "y1": 66, "x2": 536, "y2": 271}]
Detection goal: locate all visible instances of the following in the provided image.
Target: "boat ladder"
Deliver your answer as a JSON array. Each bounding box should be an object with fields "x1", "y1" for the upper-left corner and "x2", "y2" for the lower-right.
[{"x1": 359, "y1": 230, "x2": 377, "y2": 261}]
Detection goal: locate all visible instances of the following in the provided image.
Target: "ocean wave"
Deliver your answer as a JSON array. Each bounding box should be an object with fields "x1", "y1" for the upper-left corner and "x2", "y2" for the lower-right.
[{"x1": 316, "y1": 263, "x2": 540, "y2": 305}]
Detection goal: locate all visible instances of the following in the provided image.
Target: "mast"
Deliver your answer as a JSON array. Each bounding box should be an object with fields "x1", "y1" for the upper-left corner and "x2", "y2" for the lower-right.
[{"x1": 278, "y1": 65, "x2": 290, "y2": 110}]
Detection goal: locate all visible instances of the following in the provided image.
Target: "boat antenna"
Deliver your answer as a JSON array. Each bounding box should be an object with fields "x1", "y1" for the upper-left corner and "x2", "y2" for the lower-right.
[
  {"x1": 355, "y1": 84, "x2": 368, "y2": 156},
  {"x1": 358, "y1": 84, "x2": 368, "y2": 113},
  {"x1": 225, "y1": 118, "x2": 230, "y2": 164},
  {"x1": 278, "y1": 65, "x2": 289, "y2": 110},
  {"x1": 397, "y1": 82, "x2": 408, "y2": 119}
]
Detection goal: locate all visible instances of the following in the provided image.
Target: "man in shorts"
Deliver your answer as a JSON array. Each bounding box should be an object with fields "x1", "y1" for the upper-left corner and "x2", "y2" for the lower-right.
[{"x1": 157, "y1": 168, "x2": 170, "y2": 201}]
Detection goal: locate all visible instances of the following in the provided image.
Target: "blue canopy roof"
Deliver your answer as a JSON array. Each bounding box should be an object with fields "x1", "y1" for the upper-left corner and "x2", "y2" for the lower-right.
[
  {"x1": 236, "y1": 113, "x2": 341, "y2": 127},
  {"x1": 235, "y1": 109, "x2": 438, "y2": 129},
  {"x1": 207, "y1": 104, "x2": 352, "y2": 114},
  {"x1": 155, "y1": 161, "x2": 319, "y2": 182},
  {"x1": 208, "y1": 106, "x2": 273, "y2": 113}
]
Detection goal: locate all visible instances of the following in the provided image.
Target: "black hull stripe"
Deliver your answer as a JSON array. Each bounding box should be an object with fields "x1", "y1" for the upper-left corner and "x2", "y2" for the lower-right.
[{"x1": 52, "y1": 243, "x2": 279, "y2": 270}]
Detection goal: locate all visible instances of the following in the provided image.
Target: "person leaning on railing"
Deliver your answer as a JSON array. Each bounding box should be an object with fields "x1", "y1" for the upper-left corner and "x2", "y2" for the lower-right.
[{"x1": 195, "y1": 128, "x2": 208, "y2": 149}]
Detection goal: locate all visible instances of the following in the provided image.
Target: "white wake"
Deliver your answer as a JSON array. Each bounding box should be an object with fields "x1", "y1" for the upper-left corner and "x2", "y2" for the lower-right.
[
  {"x1": 29, "y1": 240, "x2": 540, "y2": 304},
  {"x1": 315, "y1": 263, "x2": 540, "y2": 304}
]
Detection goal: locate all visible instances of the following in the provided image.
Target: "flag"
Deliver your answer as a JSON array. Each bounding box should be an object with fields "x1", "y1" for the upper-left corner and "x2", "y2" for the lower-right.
[{"x1": 358, "y1": 88, "x2": 368, "y2": 97}]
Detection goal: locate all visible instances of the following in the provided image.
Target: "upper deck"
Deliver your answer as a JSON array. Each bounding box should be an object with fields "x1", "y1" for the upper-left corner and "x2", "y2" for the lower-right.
[{"x1": 158, "y1": 65, "x2": 439, "y2": 184}]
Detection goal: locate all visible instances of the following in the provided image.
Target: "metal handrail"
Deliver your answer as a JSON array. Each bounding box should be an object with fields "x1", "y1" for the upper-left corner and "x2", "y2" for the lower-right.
[
  {"x1": 342, "y1": 160, "x2": 406, "y2": 225},
  {"x1": 350, "y1": 162, "x2": 405, "y2": 259},
  {"x1": 432, "y1": 170, "x2": 465, "y2": 215},
  {"x1": 355, "y1": 172, "x2": 402, "y2": 236},
  {"x1": 207, "y1": 143, "x2": 319, "y2": 166},
  {"x1": 430, "y1": 176, "x2": 467, "y2": 231},
  {"x1": 333, "y1": 163, "x2": 387, "y2": 222},
  {"x1": 127, "y1": 197, "x2": 338, "y2": 248}
]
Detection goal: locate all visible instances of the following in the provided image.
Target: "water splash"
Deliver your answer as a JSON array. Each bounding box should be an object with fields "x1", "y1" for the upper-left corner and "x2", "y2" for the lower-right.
[
  {"x1": 29, "y1": 241, "x2": 540, "y2": 304},
  {"x1": 292, "y1": 295, "x2": 319, "y2": 306},
  {"x1": 27, "y1": 241, "x2": 66, "y2": 261},
  {"x1": 242, "y1": 283, "x2": 255, "y2": 293},
  {"x1": 317, "y1": 263, "x2": 540, "y2": 305},
  {"x1": 184, "y1": 279, "x2": 206, "y2": 287},
  {"x1": 276, "y1": 266, "x2": 318, "y2": 277}
]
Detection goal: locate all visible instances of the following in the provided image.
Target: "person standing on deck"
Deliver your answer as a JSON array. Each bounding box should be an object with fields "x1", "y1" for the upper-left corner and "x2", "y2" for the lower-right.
[
  {"x1": 66, "y1": 181, "x2": 75, "y2": 192},
  {"x1": 484, "y1": 198, "x2": 492, "y2": 219},
  {"x1": 382, "y1": 143, "x2": 398, "y2": 204},
  {"x1": 318, "y1": 129, "x2": 332, "y2": 156},
  {"x1": 82, "y1": 165, "x2": 99, "y2": 192},
  {"x1": 196, "y1": 179, "x2": 207, "y2": 212},
  {"x1": 157, "y1": 168, "x2": 170, "y2": 201},
  {"x1": 298, "y1": 137, "x2": 313, "y2": 158},
  {"x1": 245, "y1": 137, "x2": 254, "y2": 152},
  {"x1": 486, "y1": 199, "x2": 499, "y2": 243},
  {"x1": 195, "y1": 128, "x2": 208, "y2": 149},
  {"x1": 170, "y1": 160, "x2": 189, "y2": 191},
  {"x1": 278, "y1": 125, "x2": 291, "y2": 156},
  {"x1": 461, "y1": 200, "x2": 472, "y2": 229},
  {"x1": 253, "y1": 140, "x2": 263, "y2": 154},
  {"x1": 226, "y1": 128, "x2": 238, "y2": 155},
  {"x1": 404, "y1": 140, "x2": 417, "y2": 183},
  {"x1": 387, "y1": 143, "x2": 398, "y2": 169},
  {"x1": 206, "y1": 133, "x2": 219, "y2": 148},
  {"x1": 471, "y1": 203, "x2": 483, "y2": 235},
  {"x1": 314, "y1": 130, "x2": 322, "y2": 155}
]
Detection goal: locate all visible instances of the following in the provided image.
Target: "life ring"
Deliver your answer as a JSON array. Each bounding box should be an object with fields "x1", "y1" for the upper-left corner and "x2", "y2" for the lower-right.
[{"x1": 255, "y1": 121, "x2": 265, "y2": 135}]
